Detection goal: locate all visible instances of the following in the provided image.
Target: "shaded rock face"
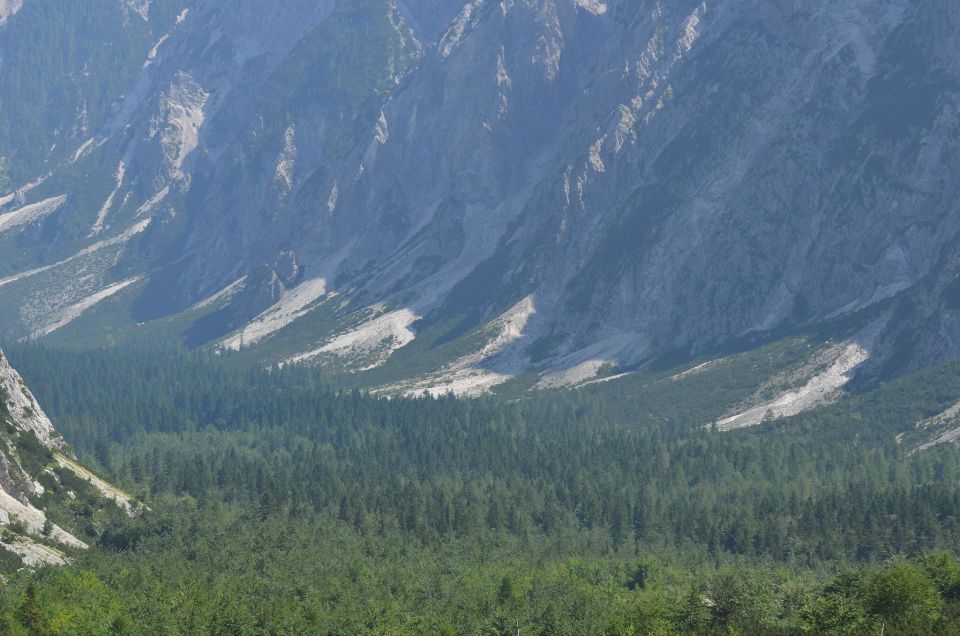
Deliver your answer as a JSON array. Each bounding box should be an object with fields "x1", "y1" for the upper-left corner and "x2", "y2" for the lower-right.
[{"x1": 0, "y1": 0, "x2": 959, "y2": 383}]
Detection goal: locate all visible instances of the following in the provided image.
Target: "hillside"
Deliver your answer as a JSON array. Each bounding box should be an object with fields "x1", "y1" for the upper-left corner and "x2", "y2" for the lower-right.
[
  {"x1": 0, "y1": 343, "x2": 958, "y2": 631},
  {"x1": 0, "y1": 0, "x2": 956, "y2": 401},
  {"x1": 0, "y1": 349, "x2": 132, "y2": 570}
]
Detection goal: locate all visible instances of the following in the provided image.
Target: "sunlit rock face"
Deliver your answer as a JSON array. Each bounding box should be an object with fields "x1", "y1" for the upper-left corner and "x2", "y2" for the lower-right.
[
  {"x1": 0, "y1": 350, "x2": 134, "y2": 566},
  {"x1": 0, "y1": 0, "x2": 958, "y2": 388}
]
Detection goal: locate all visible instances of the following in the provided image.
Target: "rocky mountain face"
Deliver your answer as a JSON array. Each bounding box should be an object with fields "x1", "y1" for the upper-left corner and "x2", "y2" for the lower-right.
[
  {"x1": 0, "y1": 0, "x2": 958, "y2": 395},
  {"x1": 0, "y1": 349, "x2": 132, "y2": 568}
]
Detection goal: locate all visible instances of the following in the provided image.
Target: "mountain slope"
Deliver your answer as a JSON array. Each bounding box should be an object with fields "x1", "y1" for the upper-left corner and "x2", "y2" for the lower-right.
[
  {"x1": 0, "y1": 0, "x2": 957, "y2": 397},
  {"x1": 0, "y1": 349, "x2": 131, "y2": 568}
]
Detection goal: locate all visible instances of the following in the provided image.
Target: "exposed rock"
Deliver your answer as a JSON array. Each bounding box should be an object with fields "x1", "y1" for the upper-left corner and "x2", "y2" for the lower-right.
[
  {"x1": 0, "y1": 349, "x2": 133, "y2": 567},
  {"x1": 0, "y1": 0, "x2": 958, "y2": 393},
  {"x1": 275, "y1": 250, "x2": 300, "y2": 287}
]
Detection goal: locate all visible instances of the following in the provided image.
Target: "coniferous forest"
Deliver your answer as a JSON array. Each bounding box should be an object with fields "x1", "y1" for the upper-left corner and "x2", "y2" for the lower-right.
[
  {"x1": 2, "y1": 1, "x2": 960, "y2": 634},
  {"x1": 0, "y1": 344, "x2": 959, "y2": 633}
]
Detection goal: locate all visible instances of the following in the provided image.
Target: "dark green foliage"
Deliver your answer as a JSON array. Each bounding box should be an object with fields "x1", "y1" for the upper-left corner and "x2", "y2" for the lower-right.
[
  {"x1": 0, "y1": 548, "x2": 23, "y2": 573},
  {"x1": 9, "y1": 430, "x2": 53, "y2": 481},
  {"x1": 2, "y1": 343, "x2": 960, "y2": 631}
]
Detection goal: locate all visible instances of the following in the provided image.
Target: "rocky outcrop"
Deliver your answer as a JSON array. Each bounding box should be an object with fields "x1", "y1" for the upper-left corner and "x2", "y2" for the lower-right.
[{"x1": 0, "y1": 350, "x2": 133, "y2": 567}]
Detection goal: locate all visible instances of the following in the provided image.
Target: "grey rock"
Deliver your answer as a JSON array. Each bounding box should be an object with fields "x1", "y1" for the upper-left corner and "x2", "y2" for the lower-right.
[{"x1": 0, "y1": 0, "x2": 958, "y2": 385}]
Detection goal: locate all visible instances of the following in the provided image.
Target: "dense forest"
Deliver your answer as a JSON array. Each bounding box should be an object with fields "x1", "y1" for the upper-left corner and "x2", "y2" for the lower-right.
[{"x1": 3, "y1": 343, "x2": 960, "y2": 633}]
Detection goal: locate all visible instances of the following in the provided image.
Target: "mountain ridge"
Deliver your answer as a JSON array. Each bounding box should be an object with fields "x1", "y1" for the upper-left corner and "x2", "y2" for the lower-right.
[{"x1": 0, "y1": 0, "x2": 957, "y2": 400}]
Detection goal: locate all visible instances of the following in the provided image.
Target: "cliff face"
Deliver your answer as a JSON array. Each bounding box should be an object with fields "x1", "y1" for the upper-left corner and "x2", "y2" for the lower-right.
[
  {"x1": 0, "y1": 350, "x2": 132, "y2": 567},
  {"x1": 0, "y1": 0, "x2": 958, "y2": 392}
]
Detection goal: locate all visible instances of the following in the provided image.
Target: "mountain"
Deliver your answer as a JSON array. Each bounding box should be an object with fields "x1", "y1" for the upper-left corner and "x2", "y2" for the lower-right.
[
  {"x1": 0, "y1": 349, "x2": 132, "y2": 569},
  {"x1": 0, "y1": 0, "x2": 958, "y2": 400}
]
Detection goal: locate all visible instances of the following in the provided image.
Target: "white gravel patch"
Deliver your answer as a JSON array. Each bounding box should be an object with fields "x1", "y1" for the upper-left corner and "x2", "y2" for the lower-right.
[
  {"x1": 0, "y1": 196, "x2": 66, "y2": 234},
  {"x1": 286, "y1": 307, "x2": 419, "y2": 370},
  {"x1": 2, "y1": 537, "x2": 70, "y2": 567},
  {"x1": 917, "y1": 401, "x2": 960, "y2": 451},
  {"x1": 380, "y1": 297, "x2": 537, "y2": 397},
  {"x1": 222, "y1": 277, "x2": 329, "y2": 350},
  {"x1": 1, "y1": 218, "x2": 151, "y2": 288},
  {"x1": 31, "y1": 277, "x2": 141, "y2": 339},
  {"x1": 0, "y1": 489, "x2": 86, "y2": 549},
  {"x1": 714, "y1": 342, "x2": 870, "y2": 431}
]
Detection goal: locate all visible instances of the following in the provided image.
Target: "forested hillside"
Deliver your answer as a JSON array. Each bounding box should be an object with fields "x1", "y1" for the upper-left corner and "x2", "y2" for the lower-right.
[{"x1": 0, "y1": 345, "x2": 960, "y2": 632}]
